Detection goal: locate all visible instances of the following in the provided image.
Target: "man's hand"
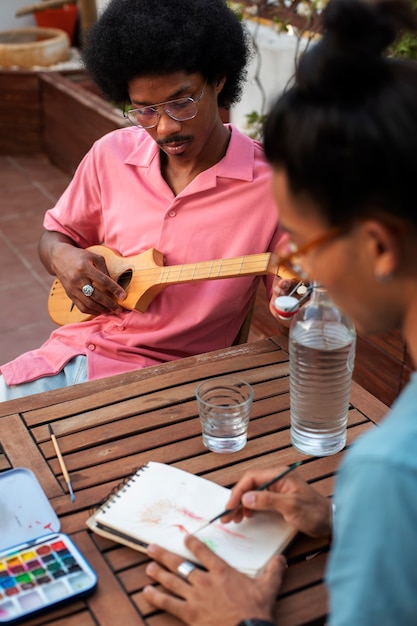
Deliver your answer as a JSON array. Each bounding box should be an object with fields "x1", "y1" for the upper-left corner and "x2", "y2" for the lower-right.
[
  {"x1": 144, "y1": 535, "x2": 286, "y2": 626},
  {"x1": 39, "y1": 231, "x2": 126, "y2": 317},
  {"x1": 222, "y1": 467, "x2": 332, "y2": 539}
]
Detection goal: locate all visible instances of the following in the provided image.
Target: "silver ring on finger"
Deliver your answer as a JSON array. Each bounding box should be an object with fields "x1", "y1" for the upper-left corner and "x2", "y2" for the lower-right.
[
  {"x1": 82, "y1": 283, "x2": 95, "y2": 297},
  {"x1": 176, "y1": 560, "x2": 196, "y2": 581}
]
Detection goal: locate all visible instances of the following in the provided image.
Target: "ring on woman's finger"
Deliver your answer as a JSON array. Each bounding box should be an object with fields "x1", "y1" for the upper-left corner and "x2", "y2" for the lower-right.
[
  {"x1": 176, "y1": 560, "x2": 196, "y2": 581},
  {"x1": 82, "y1": 283, "x2": 95, "y2": 297}
]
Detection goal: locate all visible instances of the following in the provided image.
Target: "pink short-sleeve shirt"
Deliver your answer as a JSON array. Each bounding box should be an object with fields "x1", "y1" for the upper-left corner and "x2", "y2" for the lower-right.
[{"x1": 1, "y1": 125, "x2": 283, "y2": 384}]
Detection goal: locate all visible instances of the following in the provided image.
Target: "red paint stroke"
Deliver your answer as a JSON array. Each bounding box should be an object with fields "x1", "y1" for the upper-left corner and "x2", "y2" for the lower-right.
[
  {"x1": 43, "y1": 522, "x2": 54, "y2": 531},
  {"x1": 179, "y1": 509, "x2": 248, "y2": 540},
  {"x1": 180, "y1": 508, "x2": 204, "y2": 521},
  {"x1": 213, "y1": 522, "x2": 247, "y2": 540},
  {"x1": 172, "y1": 524, "x2": 189, "y2": 533}
]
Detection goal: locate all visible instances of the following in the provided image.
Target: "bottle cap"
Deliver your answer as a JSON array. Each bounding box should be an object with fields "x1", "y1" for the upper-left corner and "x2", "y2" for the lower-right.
[{"x1": 273, "y1": 295, "x2": 300, "y2": 320}]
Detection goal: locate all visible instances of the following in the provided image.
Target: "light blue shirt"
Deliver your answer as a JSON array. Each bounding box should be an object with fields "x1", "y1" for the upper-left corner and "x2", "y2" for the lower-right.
[{"x1": 327, "y1": 371, "x2": 417, "y2": 625}]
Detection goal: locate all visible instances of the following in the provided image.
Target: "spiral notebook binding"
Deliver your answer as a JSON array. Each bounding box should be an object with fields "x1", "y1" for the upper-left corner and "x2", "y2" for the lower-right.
[{"x1": 92, "y1": 464, "x2": 149, "y2": 516}]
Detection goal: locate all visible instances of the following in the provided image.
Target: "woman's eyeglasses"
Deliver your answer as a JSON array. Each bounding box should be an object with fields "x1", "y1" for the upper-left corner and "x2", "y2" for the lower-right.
[{"x1": 276, "y1": 224, "x2": 350, "y2": 280}]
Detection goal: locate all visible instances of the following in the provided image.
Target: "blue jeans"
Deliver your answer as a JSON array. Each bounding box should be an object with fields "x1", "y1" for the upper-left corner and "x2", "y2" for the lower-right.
[{"x1": 0, "y1": 356, "x2": 87, "y2": 402}]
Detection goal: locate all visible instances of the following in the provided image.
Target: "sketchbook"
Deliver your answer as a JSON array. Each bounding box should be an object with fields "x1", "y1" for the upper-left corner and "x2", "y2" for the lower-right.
[{"x1": 86, "y1": 461, "x2": 297, "y2": 578}]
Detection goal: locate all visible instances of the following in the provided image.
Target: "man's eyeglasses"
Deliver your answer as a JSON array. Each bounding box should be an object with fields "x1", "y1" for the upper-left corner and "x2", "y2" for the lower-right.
[
  {"x1": 124, "y1": 81, "x2": 207, "y2": 129},
  {"x1": 277, "y1": 224, "x2": 350, "y2": 280}
]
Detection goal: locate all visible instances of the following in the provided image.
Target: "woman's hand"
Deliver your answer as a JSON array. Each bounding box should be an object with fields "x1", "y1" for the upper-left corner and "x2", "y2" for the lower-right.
[
  {"x1": 222, "y1": 467, "x2": 332, "y2": 539},
  {"x1": 144, "y1": 534, "x2": 286, "y2": 626},
  {"x1": 269, "y1": 276, "x2": 300, "y2": 332}
]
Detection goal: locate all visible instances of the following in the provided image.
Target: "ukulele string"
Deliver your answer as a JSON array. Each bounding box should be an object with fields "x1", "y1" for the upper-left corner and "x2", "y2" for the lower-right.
[{"x1": 110, "y1": 255, "x2": 278, "y2": 282}]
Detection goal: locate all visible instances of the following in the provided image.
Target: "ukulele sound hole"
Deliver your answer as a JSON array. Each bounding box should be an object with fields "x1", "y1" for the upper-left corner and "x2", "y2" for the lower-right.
[{"x1": 118, "y1": 270, "x2": 132, "y2": 290}]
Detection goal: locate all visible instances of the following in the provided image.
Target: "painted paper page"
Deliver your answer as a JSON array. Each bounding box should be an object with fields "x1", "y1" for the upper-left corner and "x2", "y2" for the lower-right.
[{"x1": 91, "y1": 462, "x2": 295, "y2": 576}]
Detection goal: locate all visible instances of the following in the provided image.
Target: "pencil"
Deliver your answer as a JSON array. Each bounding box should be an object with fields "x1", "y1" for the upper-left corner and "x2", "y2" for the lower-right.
[
  {"x1": 48, "y1": 423, "x2": 75, "y2": 502},
  {"x1": 193, "y1": 460, "x2": 302, "y2": 534}
]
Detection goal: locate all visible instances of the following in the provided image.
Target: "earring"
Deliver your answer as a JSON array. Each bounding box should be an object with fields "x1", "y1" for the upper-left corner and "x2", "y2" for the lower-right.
[{"x1": 376, "y1": 271, "x2": 393, "y2": 283}]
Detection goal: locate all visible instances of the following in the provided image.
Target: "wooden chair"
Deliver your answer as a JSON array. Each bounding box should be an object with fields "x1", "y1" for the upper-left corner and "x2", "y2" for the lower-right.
[{"x1": 232, "y1": 298, "x2": 255, "y2": 345}]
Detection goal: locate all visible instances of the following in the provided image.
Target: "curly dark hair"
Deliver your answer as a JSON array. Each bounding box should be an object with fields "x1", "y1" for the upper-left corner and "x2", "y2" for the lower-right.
[
  {"x1": 264, "y1": 0, "x2": 417, "y2": 229},
  {"x1": 82, "y1": 0, "x2": 250, "y2": 108}
]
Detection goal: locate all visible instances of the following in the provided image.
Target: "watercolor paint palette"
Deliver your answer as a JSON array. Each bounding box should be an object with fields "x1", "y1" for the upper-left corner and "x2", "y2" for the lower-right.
[{"x1": 0, "y1": 468, "x2": 97, "y2": 623}]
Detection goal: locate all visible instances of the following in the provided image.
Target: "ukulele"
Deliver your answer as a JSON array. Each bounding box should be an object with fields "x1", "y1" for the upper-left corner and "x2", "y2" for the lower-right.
[{"x1": 48, "y1": 245, "x2": 283, "y2": 326}]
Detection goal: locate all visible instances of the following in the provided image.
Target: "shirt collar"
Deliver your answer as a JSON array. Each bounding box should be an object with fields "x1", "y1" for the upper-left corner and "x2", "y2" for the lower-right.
[{"x1": 123, "y1": 124, "x2": 256, "y2": 182}]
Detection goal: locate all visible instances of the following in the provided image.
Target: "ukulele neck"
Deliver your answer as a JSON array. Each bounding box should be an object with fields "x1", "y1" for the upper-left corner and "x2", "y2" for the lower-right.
[{"x1": 157, "y1": 253, "x2": 278, "y2": 285}]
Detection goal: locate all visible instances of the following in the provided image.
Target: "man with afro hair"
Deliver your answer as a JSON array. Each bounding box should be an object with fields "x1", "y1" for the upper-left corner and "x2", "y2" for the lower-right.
[{"x1": 0, "y1": 0, "x2": 286, "y2": 400}]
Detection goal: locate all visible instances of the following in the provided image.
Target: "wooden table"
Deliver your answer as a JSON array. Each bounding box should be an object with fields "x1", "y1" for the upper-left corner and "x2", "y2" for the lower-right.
[{"x1": 0, "y1": 337, "x2": 388, "y2": 626}]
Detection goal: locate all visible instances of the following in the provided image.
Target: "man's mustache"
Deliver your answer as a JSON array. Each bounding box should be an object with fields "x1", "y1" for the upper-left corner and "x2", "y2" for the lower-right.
[{"x1": 157, "y1": 135, "x2": 192, "y2": 146}]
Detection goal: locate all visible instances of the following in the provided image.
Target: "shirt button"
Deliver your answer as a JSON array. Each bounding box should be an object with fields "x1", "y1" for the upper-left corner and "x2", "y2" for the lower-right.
[
  {"x1": 87, "y1": 343, "x2": 96, "y2": 351},
  {"x1": 168, "y1": 210, "x2": 176, "y2": 217}
]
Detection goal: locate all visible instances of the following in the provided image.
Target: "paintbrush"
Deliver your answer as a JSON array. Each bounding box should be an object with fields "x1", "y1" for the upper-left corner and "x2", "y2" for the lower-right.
[
  {"x1": 48, "y1": 423, "x2": 75, "y2": 502},
  {"x1": 193, "y1": 460, "x2": 302, "y2": 534}
]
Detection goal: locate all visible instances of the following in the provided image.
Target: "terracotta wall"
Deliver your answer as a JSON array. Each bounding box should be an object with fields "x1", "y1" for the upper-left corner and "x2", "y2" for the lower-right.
[
  {"x1": 0, "y1": 70, "x2": 127, "y2": 170},
  {"x1": 0, "y1": 71, "x2": 43, "y2": 154},
  {"x1": 40, "y1": 72, "x2": 128, "y2": 174}
]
